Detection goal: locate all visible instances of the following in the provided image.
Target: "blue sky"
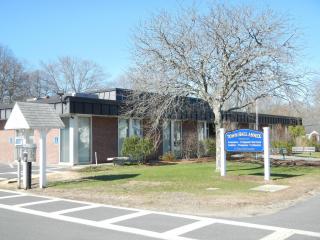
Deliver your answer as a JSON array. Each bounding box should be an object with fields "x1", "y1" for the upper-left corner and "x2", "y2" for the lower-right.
[{"x1": 0, "y1": 0, "x2": 319, "y2": 82}]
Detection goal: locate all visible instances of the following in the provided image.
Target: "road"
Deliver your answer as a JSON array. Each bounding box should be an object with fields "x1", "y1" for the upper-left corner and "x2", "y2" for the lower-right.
[{"x1": 0, "y1": 188, "x2": 319, "y2": 240}]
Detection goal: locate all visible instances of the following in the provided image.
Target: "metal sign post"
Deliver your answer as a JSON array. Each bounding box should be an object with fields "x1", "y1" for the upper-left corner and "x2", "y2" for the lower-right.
[{"x1": 263, "y1": 127, "x2": 270, "y2": 181}]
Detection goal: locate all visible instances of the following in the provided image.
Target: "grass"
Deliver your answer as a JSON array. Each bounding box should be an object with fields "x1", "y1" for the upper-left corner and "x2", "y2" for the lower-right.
[
  {"x1": 49, "y1": 161, "x2": 320, "y2": 195},
  {"x1": 296, "y1": 152, "x2": 320, "y2": 158},
  {"x1": 42, "y1": 160, "x2": 320, "y2": 217}
]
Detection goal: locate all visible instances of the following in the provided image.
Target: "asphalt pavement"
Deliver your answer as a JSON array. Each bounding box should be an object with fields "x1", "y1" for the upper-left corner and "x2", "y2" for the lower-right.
[
  {"x1": 0, "y1": 163, "x2": 69, "y2": 181},
  {"x1": 0, "y1": 188, "x2": 319, "y2": 240}
]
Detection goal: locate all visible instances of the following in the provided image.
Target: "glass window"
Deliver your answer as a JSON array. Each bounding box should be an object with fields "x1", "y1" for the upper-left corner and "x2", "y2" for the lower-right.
[
  {"x1": 132, "y1": 119, "x2": 142, "y2": 137},
  {"x1": 198, "y1": 122, "x2": 205, "y2": 141},
  {"x1": 60, "y1": 118, "x2": 70, "y2": 163},
  {"x1": 163, "y1": 121, "x2": 171, "y2": 154},
  {"x1": 118, "y1": 119, "x2": 129, "y2": 156},
  {"x1": 78, "y1": 117, "x2": 91, "y2": 164},
  {"x1": 53, "y1": 137, "x2": 59, "y2": 144},
  {"x1": 173, "y1": 121, "x2": 182, "y2": 157}
]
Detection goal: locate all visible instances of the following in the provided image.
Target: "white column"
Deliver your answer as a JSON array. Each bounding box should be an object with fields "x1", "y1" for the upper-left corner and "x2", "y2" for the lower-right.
[
  {"x1": 23, "y1": 161, "x2": 27, "y2": 189},
  {"x1": 220, "y1": 128, "x2": 226, "y2": 176},
  {"x1": 263, "y1": 127, "x2": 270, "y2": 181},
  {"x1": 69, "y1": 116, "x2": 79, "y2": 165},
  {"x1": 39, "y1": 129, "x2": 47, "y2": 188},
  {"x1": 17, "y1": 160, "x2": 21, "y2": 189}
]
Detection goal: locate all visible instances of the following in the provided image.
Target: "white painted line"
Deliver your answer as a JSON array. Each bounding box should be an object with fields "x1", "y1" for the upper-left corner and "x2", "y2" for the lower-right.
[
  {"x1": 0, "y1": 203, "x2": 193, "y2": 240},
  {"x1": 1, "y1": 189, "x2": 320, "y2": 239},
  {"x1": 163, "y1": 219, "x2": 216, "y2": 236},
  {"x1": 0, "y1": 189, "x2": 25, "y2": 194},
  {"x1": 259, "y1": 230, "x2": 295, "y2": 240},
  {"x1": 0, "y1": 172, "x2": 16, "y2": 175},
  {"x1": 52, "y1": 205, "x2": 98, "y2": 215},
  {"x1": 15, "y1": 199, "x2": 59, "y2": 207},
  {"x1": 100, "y1": 211, "x2": 151, "y2": 224},
  {"x1": 0, "y1": 194, "x2": 26, "y2": 200}
]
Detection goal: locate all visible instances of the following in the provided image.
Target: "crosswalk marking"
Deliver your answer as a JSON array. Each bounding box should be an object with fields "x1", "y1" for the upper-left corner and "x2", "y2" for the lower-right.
[
  {"x1": 259, "y1": 230, "x2": 295, "y2": 240},
  {"x1": 100, "y1": 211, "x2": 151, "y2": 224},
  {"x1": 15, "y1": 199, "x2": 59, "y2": 207},
  {"x1": 52, "y1": 204, "x2": 98, "y2": 215},
  {"x1": 0, "y1": 189, "x2": 319, "y2": 240}
]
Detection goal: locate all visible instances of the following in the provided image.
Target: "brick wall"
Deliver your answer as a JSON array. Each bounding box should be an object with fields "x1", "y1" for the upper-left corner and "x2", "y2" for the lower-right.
[
  {"x1": 0, "y1": 120, "x2": 15, "y2": 164},
  {"x1": 92, "y1": 116, "x2": 118, "y2": 163},
  {"x1": 33, "y1": 129, "x2": 60, "y2": 165}
]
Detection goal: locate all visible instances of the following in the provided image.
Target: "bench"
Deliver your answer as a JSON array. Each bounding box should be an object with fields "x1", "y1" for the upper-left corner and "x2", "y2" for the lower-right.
[
  {"x1": 272, "y1": 148, "x2": 288, "y2": 160},
  {"x1": 107, "y1": 157, "x2": 139, "y2": 166},
  {"x1": 292, "y1": 147, "x2": 315, "y2": 156}
]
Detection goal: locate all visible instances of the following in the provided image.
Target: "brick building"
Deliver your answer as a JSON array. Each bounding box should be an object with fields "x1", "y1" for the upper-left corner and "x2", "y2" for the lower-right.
[{"x1": 0, "y1": 88, "x2": 302, "y2": 165}]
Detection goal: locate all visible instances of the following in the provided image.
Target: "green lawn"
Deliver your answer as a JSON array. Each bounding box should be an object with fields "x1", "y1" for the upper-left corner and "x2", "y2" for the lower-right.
[
  {"x1": 49, "y1": 161, "x2": 320, "y2": 195},
  {"x1": 296, "y1": 152, "x2": 320, "y2": 158}
]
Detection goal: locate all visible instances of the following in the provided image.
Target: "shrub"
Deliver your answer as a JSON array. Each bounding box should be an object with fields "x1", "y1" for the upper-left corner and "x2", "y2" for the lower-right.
[
  {"x1": 288, "y1": 125, "x2": 305, "y2": 139},
  {"x1": 271, "y1": 140, "x2": 294, "y2": 154},
  {"x1": 203, "y1": 138, "x2": 216, "y2": 157},
  {"x1": 160, "y1": 152, "x2": 176, "y2": 162},
  {"x1": 121, "y1": 136, "x2": 154, "y2": 163}
]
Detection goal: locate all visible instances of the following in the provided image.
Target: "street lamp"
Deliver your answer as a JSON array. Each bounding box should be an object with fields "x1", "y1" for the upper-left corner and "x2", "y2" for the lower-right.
[{"x1": 57, "y1": 90, "x2": 64, "y2": 114}]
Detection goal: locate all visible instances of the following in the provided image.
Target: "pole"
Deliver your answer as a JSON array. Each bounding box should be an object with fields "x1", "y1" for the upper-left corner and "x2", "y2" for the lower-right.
[
  {"x1": 263, "y1": 127, "x2": 270, "y2": 181},
  {"x1": 23, "y1": 160, "x2": 27, "y2": 189},
  {"x1": 95, "y1": 152, "x2": 98, "y2": 166},
  {"x1": 255, "y1": 99, "x2": 259, "y2": 130},
  {"x1": 220, "y1": 128, "x2": 226, "y2": 177},
  {"x1": 39, "y1": 129, "x2": 47, "y2": 188},
  {"x1": 17, "y1": 159, "x2": 21, "y2": 189}
]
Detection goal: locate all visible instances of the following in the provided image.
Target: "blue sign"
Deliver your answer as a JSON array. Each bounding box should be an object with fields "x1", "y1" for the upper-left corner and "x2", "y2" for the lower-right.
[{"x1": 225, "y1": 129, "x2": 264, "y2": 152}]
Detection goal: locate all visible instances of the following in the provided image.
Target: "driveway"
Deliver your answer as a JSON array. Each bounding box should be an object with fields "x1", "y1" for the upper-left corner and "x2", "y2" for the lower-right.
[
  {"x1": 0, "y1": 163, "x2": 69, "y2": 181},
  {"x1": 0, "y1": 189, "x2": 319, "y2": 240}
]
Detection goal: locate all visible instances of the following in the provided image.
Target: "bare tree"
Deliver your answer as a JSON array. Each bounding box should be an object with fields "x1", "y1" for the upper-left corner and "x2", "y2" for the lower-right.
[
  {"x1": 24, "y1": 70, "x2": 51, "y2": 98},
  {"x1": 124, "y1": 3, "x2": 307, "y2": 170},
  {"x1": 41, "y1": 56, "x2": 107, "y2": 94},
  {"x1": 0, "y1": 45, "x2": 27, "y2": 103}
]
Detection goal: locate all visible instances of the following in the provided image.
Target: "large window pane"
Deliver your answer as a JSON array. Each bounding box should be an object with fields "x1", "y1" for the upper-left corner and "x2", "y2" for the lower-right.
[
  {"x1": 198, "y1": 122, "x2": 205, "y2": 141},
  {"x1": 118, "y1": 119, "x2": 129, "y2": 155},
  {"x1": 163, "y1": 121, "x2": 171, "y2": 154},
  {"x1": 78, "y1": 117, "x2": 91, "y2": 164},
  {"x1": 60, "y1": 118, "x2": 70, "y2": 163},
  {"x1": 132, "y1": 119, "x2": 142, "y2": 137},
  {"x1": 173, "y1": 121, "x2": 182, "y2": 157}
]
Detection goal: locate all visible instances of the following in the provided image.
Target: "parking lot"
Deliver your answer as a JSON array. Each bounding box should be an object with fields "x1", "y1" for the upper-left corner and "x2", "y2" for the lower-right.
[
  {"x1": 0, "y1": 188, "x2": 319, "y2": 240},
  {"x1": 0, "y1": 163, "x2": 69, "y2": 182}
]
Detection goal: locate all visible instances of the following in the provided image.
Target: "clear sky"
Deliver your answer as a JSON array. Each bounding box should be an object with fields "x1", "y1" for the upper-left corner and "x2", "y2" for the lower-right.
[{"x1": 0, "y1": 0, "x2": 319, "y2": 83}]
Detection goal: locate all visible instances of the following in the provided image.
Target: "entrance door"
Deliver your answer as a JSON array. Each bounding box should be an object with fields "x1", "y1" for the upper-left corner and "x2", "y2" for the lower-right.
[{"x1": 78, "y1": 117, "x2": 91, "y2": 164}]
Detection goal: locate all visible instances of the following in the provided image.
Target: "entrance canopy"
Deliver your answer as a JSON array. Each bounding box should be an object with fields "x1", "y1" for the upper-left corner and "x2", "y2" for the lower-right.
[
  {"x1": 4, "y1": 102, "x2": 64, "y2": 189},
  {"x1": 4, "y1": 102, "x2": 64, "y2": 130}
]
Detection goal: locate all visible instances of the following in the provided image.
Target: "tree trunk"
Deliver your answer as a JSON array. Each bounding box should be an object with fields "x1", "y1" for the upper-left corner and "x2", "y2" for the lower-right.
[{"x1": 214, "y1": 109, "x2": 223, "y2": 171}]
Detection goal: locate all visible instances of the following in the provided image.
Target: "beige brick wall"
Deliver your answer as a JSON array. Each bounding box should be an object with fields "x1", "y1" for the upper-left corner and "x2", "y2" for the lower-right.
[
  {"x1": 34, "y1": 129, "x2": 60, "y2": 165},
  {"x1": 0, "y1": 120, "x2": 15, "y2": 164}
]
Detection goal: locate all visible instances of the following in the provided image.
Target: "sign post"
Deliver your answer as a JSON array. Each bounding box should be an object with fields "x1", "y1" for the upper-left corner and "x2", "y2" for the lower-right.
[
  {"x1": 224, "y1": 128, "x2": 270, "y2": 181},
  {"x1": 220, "y1": 128, "x2": 226, "y2": 177},
  {"x1": 263, "y1": 127, "x2": 270, "y2": 181}
]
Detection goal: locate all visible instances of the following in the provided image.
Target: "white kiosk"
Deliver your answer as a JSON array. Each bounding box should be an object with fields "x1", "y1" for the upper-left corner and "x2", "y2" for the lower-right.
[{"x1": 5, "y1": 102, "x2": 64, "y2": 189}]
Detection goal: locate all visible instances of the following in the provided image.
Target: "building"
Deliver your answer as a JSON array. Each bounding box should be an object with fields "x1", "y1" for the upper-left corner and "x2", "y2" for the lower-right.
[{"x1": 0, "y1": 88, "x2": 302, "y2": 165}]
